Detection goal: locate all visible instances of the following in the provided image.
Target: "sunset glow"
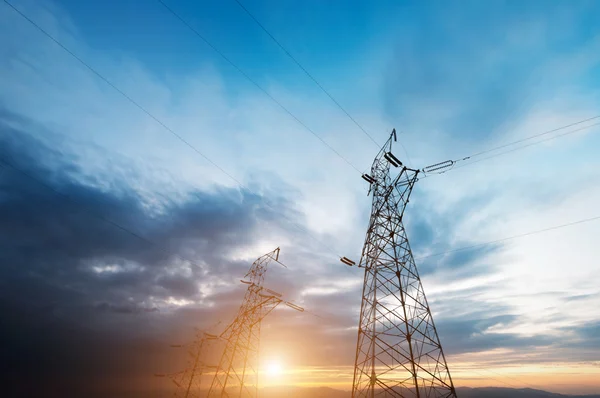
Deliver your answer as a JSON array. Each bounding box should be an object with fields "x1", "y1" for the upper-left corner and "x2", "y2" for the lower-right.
[
  {"x1": 3, "y1": 0, "x2": 600, "y2": 397},
  {"x1": 265, "y1": 360, "x2": 283, "y2": 378}
]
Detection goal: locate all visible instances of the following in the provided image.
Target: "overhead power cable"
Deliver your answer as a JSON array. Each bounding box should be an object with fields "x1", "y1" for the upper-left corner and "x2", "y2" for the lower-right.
[
  {"x1": 452, "y1": 120, "x2": 600, "y2": 171},
  {"x1": 462, "y1": 366, "x2": 547, "y2": 391},
  {"x1": 463, "y1": 115, "x2": 600, "y2": 160},
  {"x1": 155, "y1": 0, "x2": 362, "y2": 174},
  {"x1": 470, "y1": 367, "x2": 544, "y2": 391},
  {"x1": 0, "y1": 156, "x2": 209, "y2": 271},
  {"x1": 421, "y1": 116, "x2": 600, "y2": 176},
  {"x1": 0, "y1": 154, "x2": 354, "y2": 278},
  {"x1": 464, "y1": 368, "x2": 521, "y2": 389},
  {"x1": 415, "y1": 214, "x2": 600, "y2": 261},
  {"x1": 231, "y1": 0, "x2": 381, "y2": 148},
  {"x1": 4, "y1": 0, "x2": 346, "y2": 265},
  {"x1": 9, "y1": 0, "x2": 598, "y2": 280}
]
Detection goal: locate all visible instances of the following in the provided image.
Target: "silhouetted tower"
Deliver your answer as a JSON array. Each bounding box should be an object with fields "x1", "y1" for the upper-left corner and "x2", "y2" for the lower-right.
[
  {"x1": 208, "y1": 247, "x2": 303, "y2": 397},
  {"x1": 344, "y1": 130, "x2": 457, "y2": 398},
  {"x1": 155, "y1": 330, "x2": 218, "y2": 398}
]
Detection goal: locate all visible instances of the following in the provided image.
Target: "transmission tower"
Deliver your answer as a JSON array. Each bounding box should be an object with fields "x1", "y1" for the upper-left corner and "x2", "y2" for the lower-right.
[
  {"x1": 342, "y1": 130, "x2": 457, "y2": 398},
  {"x1": 156, "y1": 330, "x2": 219, "y2": 398},
  {"x1": 208, "y1": 247, "x2": 303, "y2": 398}
]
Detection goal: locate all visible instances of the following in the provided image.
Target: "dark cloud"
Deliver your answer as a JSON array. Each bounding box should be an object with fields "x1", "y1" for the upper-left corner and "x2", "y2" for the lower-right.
[
  {"x1": 560, "y1": 321, "x2": 600, "y2": 351},
  {"x1": 417, "y1": 244, "x2": 502, "y2": 278},
  {"x1": 0, "y1": 113, "x2": 303, "y2": 396},
  {"x1": 424, "y1": 289, "x2": 553, "y2": 355},
  {"x1": 436, "y1": 313, "x2": 554, "y2": 356},
  {"x1": 406, "y1": 188, "x2": 505, "y2": 279},
  {"x1": 2, "y1": 109, "x2": 598, "y2": 397},
  {"x1": 564, "y1": 293, "x2": 599, "y2": 302}
]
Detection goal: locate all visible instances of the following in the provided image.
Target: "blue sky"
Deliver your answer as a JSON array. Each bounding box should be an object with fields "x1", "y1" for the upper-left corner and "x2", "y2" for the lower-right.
[{"x1": 1, "y1": 0, "x2": 600, "y2": 395}]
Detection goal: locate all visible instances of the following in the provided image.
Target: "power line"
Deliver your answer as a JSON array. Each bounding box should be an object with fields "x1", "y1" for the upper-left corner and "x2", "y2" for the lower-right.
[
  {"x1": 423, "y1": 116, "x2": 600, "y2": 177},
  {"x1": 419, "y1": 116, "x2": 600, "y2": 178},
  {"x1": 465, "y1": 368, "x2": 521, "y2": 389},
  {"x1": 9, "y1": 0, "x2": 599, "y2": 278},
  {"x1": 231, "y1": 0, "x2": 381, "y2": 148},
  {"x1": 4, "y1": 0, "x2": 346, "y2": 263},
  {"x1": 453, "y1": 121, "x2": 600, "y2": 171},
  {"x1": 9, "y1": 5, "x2": 599, "y2": 382},
  {"x1": 415, "y1": 214, "x2": 600, "y2": 261},
  {"x1": 154, "y1": 0, "x2": 362, "y2": 174},
  {"x1": 471, "y1": 367, "x2": 544, "y2": 390},
  {"x1": 466, "y1": 366, "x2": 550, "y2": 391},
  {"x1": 464, "y1": 115, "x2": 600, "y2": 160},
  {"x1": 2, "y1": 1, "x2": 237, "y2": 184},
  {"x1": 215, "y1": 7, "x2": 600, "y2": 257},
  {"x1": 396, "y1": 130, "x2": 414, "y2": 167},
  {"x1": 1, "y1": 151, "x2": 356, "y2": 286},
  {"x1": 0, "y1": 156, "x2": 209, "y2": 271}
]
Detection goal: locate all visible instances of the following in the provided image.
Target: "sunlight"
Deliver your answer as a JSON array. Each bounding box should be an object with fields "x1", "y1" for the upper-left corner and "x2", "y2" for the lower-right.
[{"x1": 266, "y1": 360, "x2": 283, "y2": 377}]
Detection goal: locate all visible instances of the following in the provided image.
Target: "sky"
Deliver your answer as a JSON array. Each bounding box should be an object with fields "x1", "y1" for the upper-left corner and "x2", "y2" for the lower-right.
[{"x1": 1, "y1": 0, "x2": 600, "y2": 396}]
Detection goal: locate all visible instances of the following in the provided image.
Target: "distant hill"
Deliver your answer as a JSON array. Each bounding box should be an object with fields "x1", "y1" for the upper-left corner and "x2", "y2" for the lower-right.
[
  {"x1": 216, "y1": 386, "x2": 600, "y2": 398},
  {"x1": 257, "y1": 386, "x2": 600, "y2": 398},
  {"x1": 79, "y1": 386, "x2": 600, "y2": 398},
  {"x1": 455, "y1": 387, "x2": 600, "y2": 398},
  {"x1": 456, "y1": 387, "x2": 600, "y2": 398}
]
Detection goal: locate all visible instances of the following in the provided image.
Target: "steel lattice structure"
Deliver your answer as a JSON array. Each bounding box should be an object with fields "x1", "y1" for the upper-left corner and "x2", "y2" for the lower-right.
[
  {"x1": 208, "y1": 247, "x2": 302, "y2": 398},
  {"x1": 159, "y1": 331, "x2": 219, "y2": 398},
  {"x1": 349, "y1": 130, "x2": 457, "y2": 398}
]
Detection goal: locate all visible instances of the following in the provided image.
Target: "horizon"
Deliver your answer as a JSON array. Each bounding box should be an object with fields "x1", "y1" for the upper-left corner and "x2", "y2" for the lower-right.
[{"x1": 1, "y1": 0, "x2": 600, "y2": 397}]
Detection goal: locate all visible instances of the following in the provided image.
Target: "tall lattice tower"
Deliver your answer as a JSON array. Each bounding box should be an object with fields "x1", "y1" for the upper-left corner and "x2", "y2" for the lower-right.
[
  {"x1": 208, "y1": 247, "x2": 303, "y2": 397},
  {"x1": 344, "y1": 130, "x2": 457, "y2": 398}
]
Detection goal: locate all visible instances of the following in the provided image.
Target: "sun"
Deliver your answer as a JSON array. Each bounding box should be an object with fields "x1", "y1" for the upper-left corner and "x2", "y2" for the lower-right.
[{"x1": 265, "y1": 360, "x2": 283, "y2": 377}]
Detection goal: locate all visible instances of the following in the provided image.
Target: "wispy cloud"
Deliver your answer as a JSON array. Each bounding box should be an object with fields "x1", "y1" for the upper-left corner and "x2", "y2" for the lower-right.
[{"x1": 2, "y1": 0, "x2": 600, "y2": 395}]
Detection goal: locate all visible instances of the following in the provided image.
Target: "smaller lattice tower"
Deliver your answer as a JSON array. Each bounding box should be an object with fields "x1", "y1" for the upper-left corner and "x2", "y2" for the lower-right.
[
  {"x1": 208, "y1": 247, "x2": 303, "y2": 398},
  {"x1": 155, "y1": 330, "x2": 218, "y2": 397}
]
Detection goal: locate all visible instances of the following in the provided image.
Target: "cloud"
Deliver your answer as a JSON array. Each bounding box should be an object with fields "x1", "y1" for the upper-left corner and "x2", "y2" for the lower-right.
[
  {"x1": 2, "y1": 0, "x2": 600, "y2": 395},
  {"x1": 387, "y1": 2, "x2": 598, "y2": 127},
  {"x1": 437, "y1": 312, "x2": 553, "y2": 356},
  {"x1": 0, "y1": 113, "x2": 312, "y2": 395},
  {"x1": 558, "y1": 320, "x2": 600, "y2": 352}
]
